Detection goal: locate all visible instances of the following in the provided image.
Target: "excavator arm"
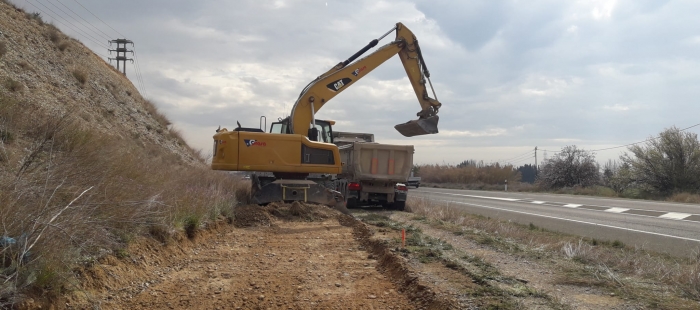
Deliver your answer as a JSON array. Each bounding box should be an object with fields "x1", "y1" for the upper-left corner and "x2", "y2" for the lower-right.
[{"x1": 289, "y1": 22, "x2": 442, "y2": 138}]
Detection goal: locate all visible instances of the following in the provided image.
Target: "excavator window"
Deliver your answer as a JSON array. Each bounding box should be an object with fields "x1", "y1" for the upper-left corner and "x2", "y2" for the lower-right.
[
  {"x1": 314, "y1": 120, "x2": 333, "y2": 144},
  {"x1": 270, "y1": 122, "x2": 288, "y2": 134}
]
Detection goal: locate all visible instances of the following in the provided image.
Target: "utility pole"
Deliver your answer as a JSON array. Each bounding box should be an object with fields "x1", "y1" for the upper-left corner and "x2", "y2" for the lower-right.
[
  {"x1": 108, "y1": 39, "x2": 134, "y2": 75},
  {"x1": 534, "y1": 146, "x2": 538, "y2": 177}
]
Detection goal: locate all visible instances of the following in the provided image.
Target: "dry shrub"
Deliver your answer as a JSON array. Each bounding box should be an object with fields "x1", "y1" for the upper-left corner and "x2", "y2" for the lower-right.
[
  {"x1": 4, "y1": 78, "x2": 22, "y2": 92},
  {"x1": 417, "y1": 163, "x2": 520, "y2": 185},
  {"x1": 72, "y1": 69, "x2": 88, "y2": 84},
  {"x1": 58, "y1": 41, "x2": 70, "y2": 52},
  {"x1": 0, "y1": 100, "x2": 240, "y2": 304},
  {"x1": 47, "y1": 27, "x2": 60, "y2": 43},
  {"x1": 17, "y1": 60, "x2": 30, "y2": 70},
  {"x1": 0, "y1": 41, "x2": 6, "y2": 59},
  {"x1": 667, "y1": 192, "x2": 700, "y2": 204}
]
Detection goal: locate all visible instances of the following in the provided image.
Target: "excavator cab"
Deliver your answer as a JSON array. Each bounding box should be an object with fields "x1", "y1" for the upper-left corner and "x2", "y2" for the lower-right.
[{"x1": 270, "y1": 117, "x2": 335, "y2": 144}]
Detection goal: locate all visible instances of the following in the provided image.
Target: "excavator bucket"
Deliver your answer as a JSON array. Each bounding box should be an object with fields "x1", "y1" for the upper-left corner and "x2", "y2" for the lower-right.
[{"x1": 394, "y1": 115, "x2": 439, "y2": 137}]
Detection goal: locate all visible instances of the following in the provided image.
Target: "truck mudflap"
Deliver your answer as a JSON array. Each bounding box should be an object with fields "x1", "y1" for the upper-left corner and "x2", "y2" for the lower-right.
[
  {"x1": 251, "y1": 179, "x2": 346, "y2": 212},
  {"x1": 394, "y1": 115, "x2": 439, "y2": 137}
]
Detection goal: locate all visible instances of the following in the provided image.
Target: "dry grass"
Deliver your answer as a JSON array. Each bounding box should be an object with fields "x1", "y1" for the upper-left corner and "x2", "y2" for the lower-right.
[
  {"x1": 46, "y1": 26, "x2": 60, "y2": 43},
  {"x1": 143, "y1": 100, "x2": 171, "y2": 128},
  {"x1": 0, "y1": 41, "x2": 6, "y2": 59},
  {"x1": 3, "y1": 78, "x2": 22, "y2": 92},
  {"x1": 667, "y1": 192, "x2": 700, "y2": 204},
  {"x1": 406, "y1": 197, "x2": 700, "y2": 307},
  {"x1": 0, "y1": 94, "x2": 244, "y2": 306},
  {"x1": 58, "y1": 41, "x2": 70, "y2": 52},
  {"x1": 71, "y1": 69, "x2": 88, "y2": 85}
]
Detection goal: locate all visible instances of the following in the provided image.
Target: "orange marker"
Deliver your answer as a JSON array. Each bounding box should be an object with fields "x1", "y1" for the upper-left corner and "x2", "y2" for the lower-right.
[{"x1": 401, "y1": 229, "x2": 406, "y2": 248}]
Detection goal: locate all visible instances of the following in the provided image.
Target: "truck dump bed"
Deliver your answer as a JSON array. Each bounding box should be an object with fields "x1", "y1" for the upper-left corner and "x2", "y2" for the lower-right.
[{"x1": 333, "y1": 132, "x2": 414, "y2": 183}]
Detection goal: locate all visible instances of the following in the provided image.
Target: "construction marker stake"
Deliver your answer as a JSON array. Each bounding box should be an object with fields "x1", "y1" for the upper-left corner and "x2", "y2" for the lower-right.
[{"x1": 401, "y1": 229, "x2": 406, "y2": 248}]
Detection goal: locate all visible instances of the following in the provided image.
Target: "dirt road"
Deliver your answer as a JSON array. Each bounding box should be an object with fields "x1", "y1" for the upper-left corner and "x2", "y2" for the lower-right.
[{"x1": 67, "y1": 204, "x2": 448, "y2": 309}]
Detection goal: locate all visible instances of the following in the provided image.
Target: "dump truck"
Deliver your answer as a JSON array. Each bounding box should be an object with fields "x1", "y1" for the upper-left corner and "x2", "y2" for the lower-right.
[{"x1": 333, "y1": 131, "x2": 413, "y2": 210}]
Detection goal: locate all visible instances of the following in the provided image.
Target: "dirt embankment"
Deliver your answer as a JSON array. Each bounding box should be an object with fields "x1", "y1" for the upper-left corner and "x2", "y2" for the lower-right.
[{"x1": 38, "y1": 203, "x2": 455, "y2": 310}]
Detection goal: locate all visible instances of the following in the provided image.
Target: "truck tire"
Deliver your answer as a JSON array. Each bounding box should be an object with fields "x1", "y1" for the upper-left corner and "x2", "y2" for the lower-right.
[
  {"x1": 394, "y1": 201, "x2": 406, "y2": 211},
  {"x1": 346, "y1": 198, "x2": 358, "y2": 209},
  {"x1": 415, "y1": 184, "x2": 419, "y2": 188}
]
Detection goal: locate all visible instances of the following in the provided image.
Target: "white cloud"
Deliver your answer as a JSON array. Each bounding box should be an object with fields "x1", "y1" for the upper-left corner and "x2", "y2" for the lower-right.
[
  {"x1": 589, "y1": 0, "x2": 616, "y2": 20},
  {"x1": 603, "y1": 104, "x2": 631, "y2": 111},
  {"x1": 439, "y1": 128, "x2": 507, "y2": 138}
]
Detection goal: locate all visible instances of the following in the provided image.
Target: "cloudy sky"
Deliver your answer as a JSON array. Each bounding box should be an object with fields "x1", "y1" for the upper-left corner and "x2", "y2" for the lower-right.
[{"x1": 11, "y1": 0, "x2": 700, "y2": 166}]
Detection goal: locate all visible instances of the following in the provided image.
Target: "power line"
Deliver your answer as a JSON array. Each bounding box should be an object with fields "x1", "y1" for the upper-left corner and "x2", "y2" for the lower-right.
[
  {"x1": 43, "y1": 0, "x2": 110, "y2": 43},
  {"x1": 53, "y1": 0, "x2": 114, "y2": 41},
  {"x1": 32, "y1": 0, "x2": 107, "y2": 47},
  {"x1": 26, "y1": 0, "x2": 107, "y2": 49},
  {"x1": 507, "y1": 156, "x2": 535, "y2": 166},
  {"x1": 132, "y1": 49, "x2": 148, "y2": 97},
  {"x1": 539, "y1": 121, "x2": 700, "y2": 154},
  {"x1": 497, "y1": 149, "x2": 535, "y2": 163},
  {"x1": 70, "y1": 0, "x2": 126, "y2": 38},
  {"x1": 23, "y1": 1, "x2": 109, "y2": 58}
]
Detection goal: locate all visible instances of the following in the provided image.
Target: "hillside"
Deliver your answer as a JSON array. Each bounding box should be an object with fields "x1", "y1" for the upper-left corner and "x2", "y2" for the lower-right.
[
  {"x1": 0, "y1": 1, "x2": 198, "y2": 166},
  {"x1": 0, "y1": 1, "x2": 240, "y2": 307}
]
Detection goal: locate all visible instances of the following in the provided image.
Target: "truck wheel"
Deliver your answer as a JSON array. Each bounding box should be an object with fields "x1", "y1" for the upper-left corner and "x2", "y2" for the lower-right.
[
  {"x1": 394, "y1": 201, "x2": 406, "y2": 211},
  {"x1": 415, "y1": 184, "x2": 419, "y2": 188},
  {"x1": 346, "y1": 198, "x2": 358, "y2": 209}
]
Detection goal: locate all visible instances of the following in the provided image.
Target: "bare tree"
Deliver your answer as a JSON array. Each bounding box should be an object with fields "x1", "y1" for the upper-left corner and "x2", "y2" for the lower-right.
[
  {"x1": 537, "y1": 145, "x2": 599, "y2": 188},
  {"x1": 621, "y1": 127, "x2": 700, "y2": 194}
]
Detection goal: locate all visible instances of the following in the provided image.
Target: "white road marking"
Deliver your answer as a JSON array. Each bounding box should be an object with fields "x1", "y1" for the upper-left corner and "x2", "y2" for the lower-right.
[
  {"x1": 659, "y1": 212, "x2": 692, "y2": 220},
  {"x1": 420, "y1": 197, "x2": 700, "y2": 243},
  {"x1": 605, "y1": 207, "x2": 629, "y2": 213},
  {"x1": 563, "y1": 204, "x2": 582, "y2": 208},
  {"x1": 412, "y1": 189, "x2": 700, "y2": 222},
  {"x1": 436, "y1": 192, "x2": 520, "y2": 202}
]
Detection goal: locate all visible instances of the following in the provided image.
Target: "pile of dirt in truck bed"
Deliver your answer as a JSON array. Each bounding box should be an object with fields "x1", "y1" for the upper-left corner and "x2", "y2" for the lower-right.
[{"x1": 42, "y1": 204, "x2": 457, "y2": 309}]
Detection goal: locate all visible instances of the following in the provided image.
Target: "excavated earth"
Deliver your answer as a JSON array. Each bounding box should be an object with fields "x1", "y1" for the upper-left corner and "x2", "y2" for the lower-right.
[{"x1": 53, "y1": 203, "x2": 455, "y2": 310}]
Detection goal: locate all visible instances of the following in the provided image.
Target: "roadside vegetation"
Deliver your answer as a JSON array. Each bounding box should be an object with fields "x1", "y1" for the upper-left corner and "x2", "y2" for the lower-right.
[
  {"x1": 355, "y1": 212, "x2": 561, "y2": 309},
  {"x1": 404, "y1": 197, "x2": 700, "y2": 309},
  {"x1": 416, "y1": 127, "x2": 700, "y2": 204},
  {"x1": 0, "y1": 91, "x2": 245, "y2": 306}
]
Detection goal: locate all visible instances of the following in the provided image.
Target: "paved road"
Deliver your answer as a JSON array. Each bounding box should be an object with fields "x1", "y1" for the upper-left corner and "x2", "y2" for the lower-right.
[{"x1": 409, "y1": 187, "x2": 700, "y2": 257}]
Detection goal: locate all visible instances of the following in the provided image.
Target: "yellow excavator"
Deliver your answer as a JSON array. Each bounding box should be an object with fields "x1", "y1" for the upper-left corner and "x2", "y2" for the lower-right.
[{"x1": 212, "y1": 22, "x2": 442, "y2": 207}]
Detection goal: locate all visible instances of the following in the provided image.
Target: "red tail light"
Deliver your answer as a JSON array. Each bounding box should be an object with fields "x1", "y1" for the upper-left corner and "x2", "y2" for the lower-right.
[
  {"x1": 397, "y1": 185, "x2": 407, "y2": 191},
  {"x1": 348, "y1": 182, "x2": 361, "y2": 191}
]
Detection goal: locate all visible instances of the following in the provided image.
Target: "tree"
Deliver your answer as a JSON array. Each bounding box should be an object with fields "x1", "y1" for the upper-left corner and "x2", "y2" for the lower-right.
[
  {"x1": 537, "y1": 145, "x2": 599, "y2": 188},
  {"x1": 517, "y1": 164, "x2": 536, "y2": 183},
  {"x1": 602, "y1": 160, "x2": 633, "y2": 194},
  {"x1": 621, "y1": 127, "x2": 700, "y2": 194}
]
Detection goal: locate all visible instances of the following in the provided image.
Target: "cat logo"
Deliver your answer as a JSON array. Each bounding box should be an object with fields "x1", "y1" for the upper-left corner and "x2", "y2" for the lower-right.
[{"x1": 326, "y1": 78, "x2": 352, "y2": 92}]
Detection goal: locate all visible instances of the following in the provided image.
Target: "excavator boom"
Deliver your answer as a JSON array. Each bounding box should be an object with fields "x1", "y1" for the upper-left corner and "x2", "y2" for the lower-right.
[{"x1": 289, "y1": 22, "x2": 442, "y2": 137}]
